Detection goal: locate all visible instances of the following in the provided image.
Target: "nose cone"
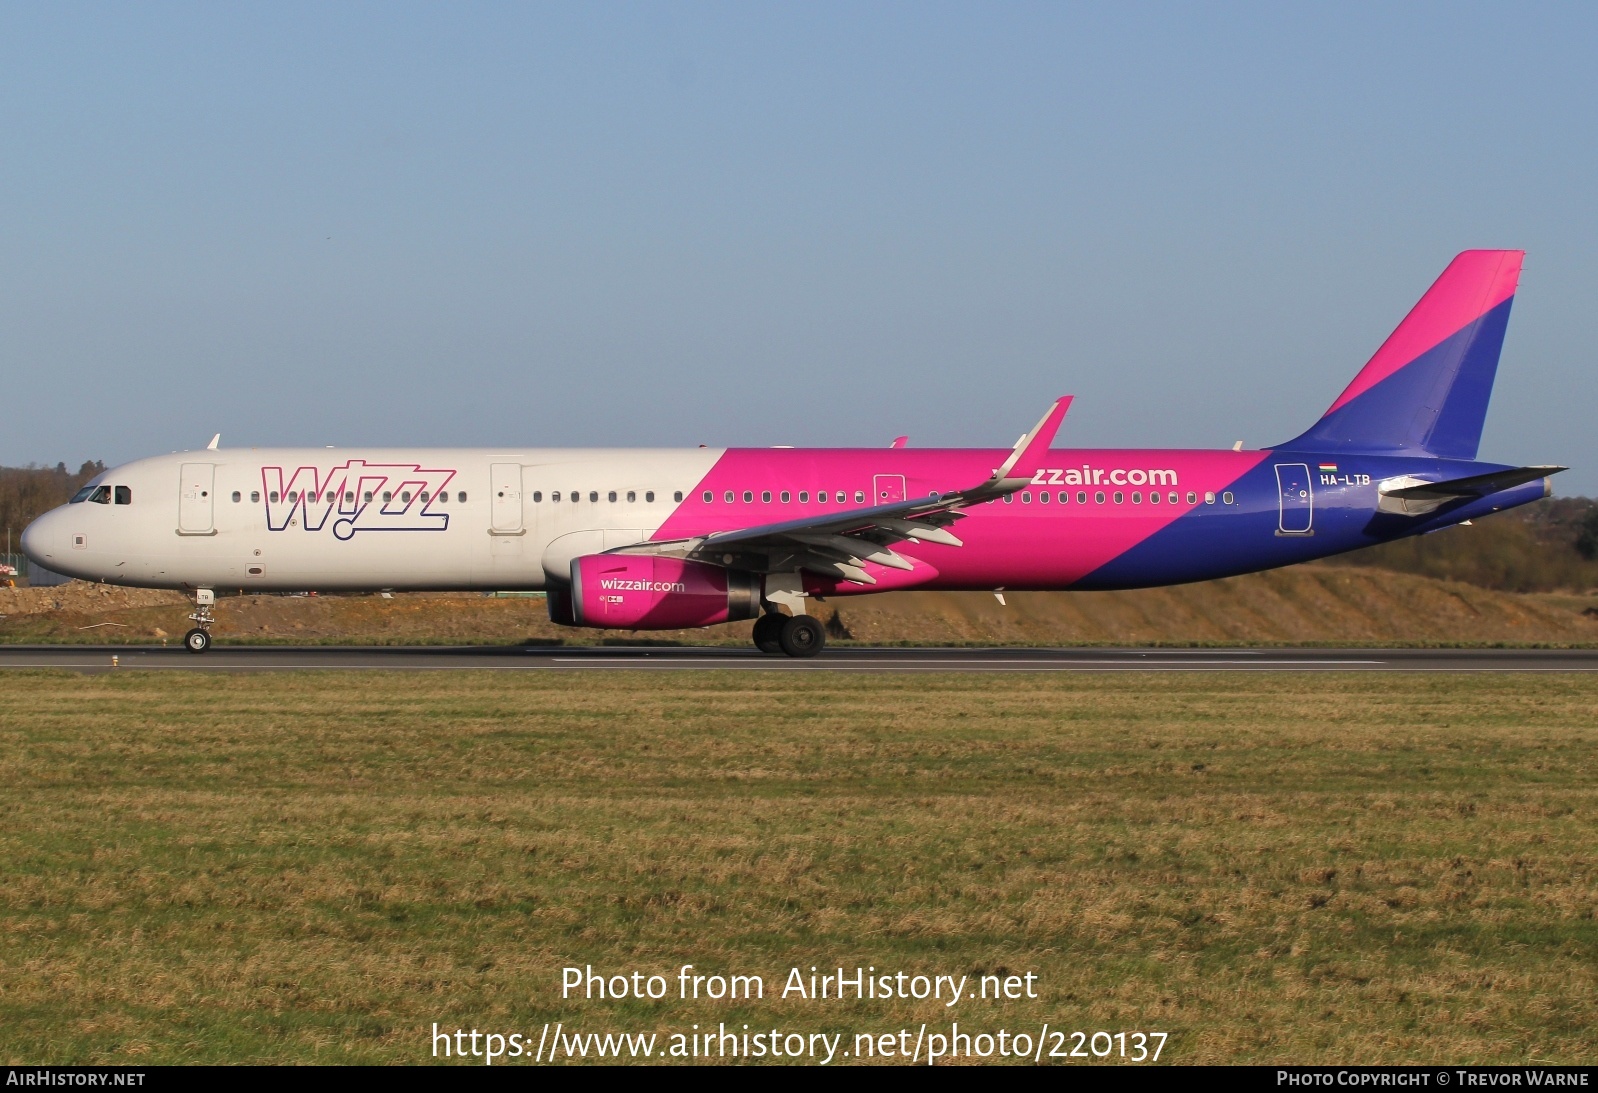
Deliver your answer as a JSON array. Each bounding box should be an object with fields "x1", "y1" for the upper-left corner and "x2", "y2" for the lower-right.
[{"x1": 21, "y1": 508, "x2": 69, "y2": 573}]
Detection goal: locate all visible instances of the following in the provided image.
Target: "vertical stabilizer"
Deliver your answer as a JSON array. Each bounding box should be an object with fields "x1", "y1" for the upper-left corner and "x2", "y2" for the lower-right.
[{"x1": 1279, "y1": 250, "x2": 1523, "y2": 459}]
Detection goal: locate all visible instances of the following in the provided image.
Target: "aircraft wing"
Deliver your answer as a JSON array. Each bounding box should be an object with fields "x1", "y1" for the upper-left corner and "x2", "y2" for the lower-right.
[{"x1": 615, "y1": 396, "x2": 1072, "y2": 584}]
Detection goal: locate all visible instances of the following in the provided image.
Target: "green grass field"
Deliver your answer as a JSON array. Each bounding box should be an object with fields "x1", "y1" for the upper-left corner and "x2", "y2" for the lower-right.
[{"x1": 1, "y1": 671, "x2": 1594, "y2": 1065}]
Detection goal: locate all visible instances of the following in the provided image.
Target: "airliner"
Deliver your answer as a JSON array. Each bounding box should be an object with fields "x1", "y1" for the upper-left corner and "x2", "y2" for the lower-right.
[{"x1": 22, "y1": 250, "x2": 1563, "y2": 656}]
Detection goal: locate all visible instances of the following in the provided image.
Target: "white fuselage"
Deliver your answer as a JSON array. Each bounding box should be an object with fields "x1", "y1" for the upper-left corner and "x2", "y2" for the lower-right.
[{"x1": 23, "y1": 448, "x2": 722, "y2": 592}]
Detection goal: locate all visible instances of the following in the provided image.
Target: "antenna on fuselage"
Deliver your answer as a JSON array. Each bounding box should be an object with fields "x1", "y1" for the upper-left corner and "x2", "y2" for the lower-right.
[{"x1": 206, "y1": 433, "x2": 221, "y2": 450}]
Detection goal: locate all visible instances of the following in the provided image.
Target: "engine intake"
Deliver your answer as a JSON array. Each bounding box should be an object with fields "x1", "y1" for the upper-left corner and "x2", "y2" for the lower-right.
[{"x1": 568, "y1": 555, "x2": 760, "y2": 629}]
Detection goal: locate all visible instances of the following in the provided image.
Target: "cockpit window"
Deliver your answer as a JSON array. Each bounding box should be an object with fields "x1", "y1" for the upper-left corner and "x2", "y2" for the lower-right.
[
  {"x1": 87, "y1": 485, "x2": 111, "y2": 505},
  {"x1": 114, "y1": 486, "x2": 132, "y2": 505},
  {"x1": 70, "y1": 486, "x2": 94, "y2": 504}
]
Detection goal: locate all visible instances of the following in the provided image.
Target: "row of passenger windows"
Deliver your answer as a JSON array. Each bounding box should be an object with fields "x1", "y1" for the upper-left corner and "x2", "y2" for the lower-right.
[
  {"x1": 525, "y1": 490, "x2": 684, "y2": 503},
  {"x1": 73, "y1": 482, "x2": 1236, "y2": 511},
  {"x1": 704, "y1": 490, "x2": 872, "y2": 505},
  {"x1": 1001, "y1": 489, "x2": 1236, "y2": 506}
]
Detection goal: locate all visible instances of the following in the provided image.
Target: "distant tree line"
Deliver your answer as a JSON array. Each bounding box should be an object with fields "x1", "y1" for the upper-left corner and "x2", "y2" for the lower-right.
[
  {"x1": 1320, "y1": 496, "x2": 1598, "y2": 593},
  {"x1": 1, "y1": 462, "x2": 106, "y2": 548}
]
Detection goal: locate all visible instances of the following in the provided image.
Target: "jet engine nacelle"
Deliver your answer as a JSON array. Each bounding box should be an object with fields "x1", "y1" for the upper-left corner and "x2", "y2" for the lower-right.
[{"x1": 567, "y1": 555, "x2": 761, "y2": 629}]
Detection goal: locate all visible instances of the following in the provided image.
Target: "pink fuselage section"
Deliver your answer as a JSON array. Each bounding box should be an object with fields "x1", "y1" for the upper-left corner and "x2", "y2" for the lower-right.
[{"x1": 656, "y1": 446, "x2": 1272, "y2": 593}]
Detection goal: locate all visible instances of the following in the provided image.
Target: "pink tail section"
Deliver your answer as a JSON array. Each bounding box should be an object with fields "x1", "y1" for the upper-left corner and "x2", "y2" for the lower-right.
[{"x1": 1326, "y1": 250, "x2": 1522, "y2": 415}]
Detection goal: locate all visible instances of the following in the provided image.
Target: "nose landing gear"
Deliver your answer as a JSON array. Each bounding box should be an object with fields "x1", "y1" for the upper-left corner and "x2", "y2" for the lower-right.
[
  {"x1": 184, "y1": 588, "x2": 215, "y2": 654},
  {"x1": 751, "y1": 612, "x2": 825, "y2": 658}
]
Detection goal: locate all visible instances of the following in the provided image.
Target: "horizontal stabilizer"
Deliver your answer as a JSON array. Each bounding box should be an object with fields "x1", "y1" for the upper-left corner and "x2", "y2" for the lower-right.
[
  {"x1": 1380, "y1": 465, "x2": 1565, "y2": 501},
  {"x1": 1376, "y1": 465, "x2": 1563, "y2": 516}
]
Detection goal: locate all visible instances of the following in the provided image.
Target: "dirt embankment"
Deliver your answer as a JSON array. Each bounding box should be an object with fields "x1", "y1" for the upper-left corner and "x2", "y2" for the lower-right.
[{"x1": 3, "y1": 567, "x2": 1597, "y2": 647}]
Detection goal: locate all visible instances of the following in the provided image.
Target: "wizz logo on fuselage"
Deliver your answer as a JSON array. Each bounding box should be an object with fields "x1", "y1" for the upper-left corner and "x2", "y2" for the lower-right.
[{"x1": 262, "y1": 461, "x2": 458, "y2": 541}]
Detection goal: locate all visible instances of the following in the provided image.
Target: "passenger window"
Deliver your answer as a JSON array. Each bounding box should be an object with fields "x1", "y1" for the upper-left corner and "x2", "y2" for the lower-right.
[
  {"x1": 724, "y1": 491, "x2": 734, "y2": 503},
  {"x1": 800, "y1": 491, "x2": 809, "y2": 503},
  {"x1": 1186, "y1": 491, "x2": 1196, "y2": 504},
  {"x1": 1114, "y1": 491, "x2": 1124, "y2": 504},
  {"x1": 854, "y1": 491, "x2": 864, "y2": 503},
  {"x1": 761, "y1": 491, "x2": 771, "y2": 503},
  {"x1": 626, "y1": 491, "x2": 635, "y2": 502},
  {"x1": 251, "y1": 491, "x2": 260, "y2": 503},
  {"x1": 345, "y1": 491, "x2": 354, "y2": 504},
  {"x1": 571, "y1": 491, "x2": 580, "y2": 503},
  {"x1": 1095, "y1": 491, "x2": 1105, "y2": 504},
  {"x1": 231, "y1": 491, "x2": 241, "y2": 503},
  {"x1": 930, "y1": 491, "x2": 941, "y2": 501},
  {"x1": 818, "y1": 492, "x2": 827, "y2": 504},
  {"x1": 1169, "y1": 492, "x2": 1178, "y2": 504},
  {"x1": 457, "y1": 492, "x2": 467, "y2": 503},
  {"x1": 382, "y1": 492, "x2": 392, "y2": 503},
  {"x1": 780, "y1": 491, "x2": 790, "y2": 503},
  {"x1": 326, "y1": 492, "x2": 336, "y2": 502},
  {"x1": 702, "y1": 491, "x2": 712, "y2": 503},
  {"x1": 1021, "y1": 491, "x2": 1031, "y2": 503},
  {"x1": 1222, "y1": 491, "x2": 1235, "y2": 505},
  {"x1": 1078, "y1": 492, "x2": 1087, "y2": 504},
  {"x1": 1205, "y1": 492, "x2": 1216, "y2": 504},
  {"x1": 552, "y1": 491, "x2": 562, "y2": 502},
  {"x1": 606, "y1": 491, "x2": 615, "y2": 502},
  {"x1": 672, "y1": 491, "x2": 681, "y2": 502},
  {"x1": 1039, "y1": 491, "x2": 1049, "y2": 504},
  {"x1": 1058, "y1": 492, "x2": 1069, "y2": 504},
  {"x1": 1003, "y1": 494, "x2": 1013, "y2": 504},
  {"x1": 402, "y1": 491, "x2": 413, "y2": 503},
  {"x1": 1131, "y1": 492, "x2": 1141, "y2": 504},
  {"x1": 271, "y1": 491, "x2": 281, "y2": 503},
  {"x1": 1149, "y1": 491, "x2": 1160, "y2": 505},
  {"x1": 586, "y1": 491, "x2": 596, "y2": 503},
  {"x1": 362, "y1": 491, "x2": 372, "y2": 503},
  {"x1": 742, "y1": 491, "x2": 753, "y2": 503},
  {"x1": 645, "y1": 491, "x2": 654, "y2": 502},
  {"x1": 836, "y1": 492, "x2": 846, "y2": 504},
  {"x1": 419, "y1": 492, "x2": 429, "y2": 503}
]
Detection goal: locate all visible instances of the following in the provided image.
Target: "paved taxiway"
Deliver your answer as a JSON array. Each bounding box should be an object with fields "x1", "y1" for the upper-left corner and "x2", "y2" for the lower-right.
[{"x1": 1, "y1": 645, "x2": 1595, "y2": 673}]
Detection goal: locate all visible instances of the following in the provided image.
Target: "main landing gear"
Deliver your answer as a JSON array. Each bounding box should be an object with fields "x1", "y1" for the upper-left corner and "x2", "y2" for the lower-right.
[
  {"x1": 752, "y1": 612, "x2": 825, "y2": 658},
  {"x1": 184, "y1": 588, "x2": 215, "y2": 654}
]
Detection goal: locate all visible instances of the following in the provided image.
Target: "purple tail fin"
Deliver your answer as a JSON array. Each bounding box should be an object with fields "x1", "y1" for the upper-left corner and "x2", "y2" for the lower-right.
[{"x1": 1279, "y1": 250, "x2": 1523, "y2": 459}]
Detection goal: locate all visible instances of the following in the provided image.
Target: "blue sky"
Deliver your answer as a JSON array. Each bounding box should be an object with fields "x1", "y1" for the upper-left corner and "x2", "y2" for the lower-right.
[{"x1": 3, "y1": 3, "x2": 1595, "y2": 491}]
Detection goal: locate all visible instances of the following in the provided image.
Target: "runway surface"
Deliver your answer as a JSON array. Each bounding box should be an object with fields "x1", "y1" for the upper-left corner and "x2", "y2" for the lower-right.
[{"x1": 1, "y1": 644, "x2": 1596, "y2": 673}]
